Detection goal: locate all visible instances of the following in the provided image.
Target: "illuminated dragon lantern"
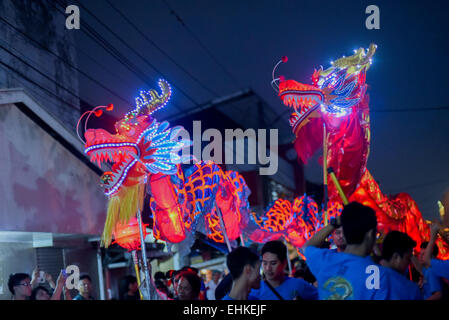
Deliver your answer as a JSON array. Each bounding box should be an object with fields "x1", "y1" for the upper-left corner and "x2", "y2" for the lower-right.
[
  {"x1": 247, "y1": 196, "x2": 342, "y2": 248},
  {"x1": 272, "y1": 44, "x2": 449, "y2": 258},
  {"x1": 81, "y1": 80, "x2": 252, "y2": 247}
]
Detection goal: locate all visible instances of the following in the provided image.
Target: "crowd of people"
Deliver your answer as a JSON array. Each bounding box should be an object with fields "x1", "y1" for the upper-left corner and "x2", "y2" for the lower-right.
[{"x1": 7, "y1": 201, "x2": 449, "y2": 300}]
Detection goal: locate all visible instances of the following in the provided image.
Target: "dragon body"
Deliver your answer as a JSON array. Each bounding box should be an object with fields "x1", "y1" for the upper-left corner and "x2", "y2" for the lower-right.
[{"x1": 83, "y1": 80, "x2": 260, "y2": 247}]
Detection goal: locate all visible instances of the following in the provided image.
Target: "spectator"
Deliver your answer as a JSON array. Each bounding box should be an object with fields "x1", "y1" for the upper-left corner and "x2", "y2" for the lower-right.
[
  {"x1": 250, "y1": 241, "x2": 318, "y2": 300},
  {"x1": 31, "y1": 286, "x2": 51, "y2": 300},
  {"x1": 414, "y1": 241, "x2": 443, "y2": 300},
  {"x1": 154, "y1": 271, "x2": 166, "y2": 285},
  {"x1": 119, "y1": 275, "x2": 139, "y2": 300},
  {"x1": 380, "y1": 231, "x2": 421, "y2": 299},
  {"x1": 165, "y1": 270, "x2": 177, "y2": 297},
  {"x1": 222, "y1": 246, "x2": 261, "y2": 300},
  {"x1": 30, "y1": 270, "x2": 67, "y2": 300},
  {"x1": 174, "y1": 271, "x2": 201, "y2": 300},
  {"x1": 73, "y1": 274, "x2": 95, "y2": 300},
  {"x1": 8, "y1": 273, "x2": 32, "y2": 300},
  {"x1": 303, "y1": 201, "x2": 390, "y2": 300},
  {"x1": 424, "y1": 223, "x2": 449, "y2": 284},
  {"x1": 205, "y1": 270, "x2": 221, "y2": 300},
  {"x1": 332, "y1": 226, "x2": 347, "y2": 252}
]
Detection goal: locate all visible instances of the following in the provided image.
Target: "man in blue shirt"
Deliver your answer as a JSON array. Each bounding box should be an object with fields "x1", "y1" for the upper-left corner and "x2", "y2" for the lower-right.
[
  {"x1": 250, "y1": 240, "x2": 318, "y2": 300},
  {"x1": 303, "y1": 202, "x2": 391, "y2": 300},
  {"x1": 380, "y1": 231, "x2": 422, "y2": 300},
  {"x1": 424, "y1": 223, "x2": 449, "y2": 284},
  {"x1": 222, "y1": 246, "x2": 261, "y2": 300},
  {"x1": 415, "y1": 241, "x2": 443, "y2": 300}
]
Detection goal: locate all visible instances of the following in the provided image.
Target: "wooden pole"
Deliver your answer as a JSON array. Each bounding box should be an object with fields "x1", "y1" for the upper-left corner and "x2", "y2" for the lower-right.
[
  {"x1": 328, "y1": 168, "x2": 349, "y2": 205},
  {"x1": 323, "y1": 123, "x2": 329, "y2": 225},
  {"x1": 215, "y1": 202, "x2": 232, "y2": 252},
  {"x1": 136, "y1": 208, "x2": 152, "y2": 299},
  {"x1": 132, "y1": 250, "x2": 143, "y2": 300}
]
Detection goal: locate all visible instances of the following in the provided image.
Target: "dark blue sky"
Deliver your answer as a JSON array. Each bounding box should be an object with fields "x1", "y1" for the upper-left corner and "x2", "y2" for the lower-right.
[{"x1": 75, "y1": 0, "x2": 449, "y2": 219}]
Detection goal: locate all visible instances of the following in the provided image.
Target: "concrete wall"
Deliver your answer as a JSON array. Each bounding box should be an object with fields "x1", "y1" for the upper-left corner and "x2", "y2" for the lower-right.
[
  {"x1": 0, "y1": 103, "x2": 107, "y2": 235},
  {"x1": 0, "y1": 0, "x2": 79, "y2": 128}
]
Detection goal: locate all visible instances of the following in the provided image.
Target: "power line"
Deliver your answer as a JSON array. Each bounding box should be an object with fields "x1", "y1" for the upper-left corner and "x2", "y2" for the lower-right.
[
  {"x1": 70, "y1": 0, "x2": 201, "y2": 108},
  {"x1": 50, "y1": 0, "x2": 186, "y2": 114},
  {"x1": 0, "y1": 59, "x2": 81, "y2": 111},
  {"x1": 0, "y1": 62, "x2": 74, "y2": 116},
  {"x1": 0, "y1": 15, "x2": 132, "y2": 106},
  {"x1": 161, "y1": 0, "x2": 241, "y2": 88},
  {"x1": 0, "y1": 43, "x2": 87, "y2": 107},
  {"x1": 104, "y1": 0, "x2": 221, "y2": 98},
  {"x1": 269, "y1": 104, "x2": 449, "y2": 127}
]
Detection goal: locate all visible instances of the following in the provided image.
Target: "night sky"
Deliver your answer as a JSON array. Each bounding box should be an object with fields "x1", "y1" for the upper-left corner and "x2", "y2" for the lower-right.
[{"x1": 75, "y1": 0, "x2": 449, "y2": 220}]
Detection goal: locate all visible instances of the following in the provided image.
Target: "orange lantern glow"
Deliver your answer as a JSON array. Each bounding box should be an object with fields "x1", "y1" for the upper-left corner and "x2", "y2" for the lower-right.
[{"x1": 112, "y1": 217, "x2": 148, "y2": 251}]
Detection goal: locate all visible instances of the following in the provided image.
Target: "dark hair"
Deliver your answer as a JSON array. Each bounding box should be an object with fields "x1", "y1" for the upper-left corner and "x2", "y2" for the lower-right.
[
  {"x1": 30, "y1": 286, "x2": 51, "y2": 300},
  {"x1": 420, "y1": 241, "x2": 439, "y2": 258},
  {"x1": 8, "y1": 273, "x2": 30, "y2": 295},
  {"x1": 79, "y1": 274, "x2": 92, "y2": 282},
  {"x1": 382, "y1": 231, "x2": 416, "y2": 261},
  {"x1": 226, "y1": 246, "x2": 260, "y2": 280},
  {"x1": 293, "y1": 268, "x2": 316, "y2": 284},
  {"x1": 176, "y1": 271, "x2": 201, "y2": 299},
  {"x1": 154, "y1": 271, "x2": 166, "y2": 281},
  {"x1": 341, "y1": 202, "x2": 377, "y2": 245},
  {"x1": 119, "y1": 275, "x2": 137, "y2": 299},
  {"x1": 261, "y1": 240, "x2": 287, "y2": 262},
  {"x1": 180, "y1": 266, "x2": 198, "y2": 274}
]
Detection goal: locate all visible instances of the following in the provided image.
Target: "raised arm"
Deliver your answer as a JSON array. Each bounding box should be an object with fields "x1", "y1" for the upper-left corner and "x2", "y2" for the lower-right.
[
  {"x1": 30, "y1": 267, "x2": 40, "y2": 289},
  {"x1": 303, "y1": 216, "x2": 340, "y2": 250},
  {"x1": 410, "y1": 254, "x2": 423, "y2": 275},
  {"x1": 50, "y1": 271, "x2": 65, "y2": 300},
  {"x1": 423, "y1": 223, "x2": 440, "y2": 268}
]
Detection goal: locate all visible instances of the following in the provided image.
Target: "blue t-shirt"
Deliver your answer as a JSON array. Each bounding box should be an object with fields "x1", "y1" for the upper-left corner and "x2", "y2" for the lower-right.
[
  {"x1": 422, "y1": 266, "x2": 443, "y2": 299},
  {"x1": 250, "y1": 277, "x2": 318, "y2": 300},
  {"x1": 383, "y1": 267, "x2": 421, "y2": 300},
  {"x1": 304, "y1": 246, "x2": 390, "y2": 300},
  {"x1": 429, "y1": 259, "x2": 449, "y2": 280}
]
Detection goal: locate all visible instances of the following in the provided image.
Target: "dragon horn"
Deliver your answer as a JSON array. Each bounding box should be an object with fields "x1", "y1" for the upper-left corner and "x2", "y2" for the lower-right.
[
  {"x1": 135, "y1": 79, "x2": 172, "y2": 117},
  {"x1": 332, "y1": 43, "x2": 377, "y2": 69}
]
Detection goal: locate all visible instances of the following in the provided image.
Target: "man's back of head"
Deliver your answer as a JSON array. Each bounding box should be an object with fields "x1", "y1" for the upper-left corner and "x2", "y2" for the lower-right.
[
  {"x1": 341, "y1": 202, "x2": 377, "y2": 255},
  {"x1": 227, "y1": 246, "x2": 260, "y2": 280}
]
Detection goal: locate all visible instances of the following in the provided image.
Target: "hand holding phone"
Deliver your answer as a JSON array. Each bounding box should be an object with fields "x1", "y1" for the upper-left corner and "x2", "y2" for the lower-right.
[{"x1": 38, "y1": 271, "x2": 46, "y2": 283}]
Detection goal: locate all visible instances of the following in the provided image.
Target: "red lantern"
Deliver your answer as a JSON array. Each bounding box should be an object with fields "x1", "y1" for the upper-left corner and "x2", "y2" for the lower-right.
[{"x1": 112, "y1": 217, "x2": 148, "y2": 251}]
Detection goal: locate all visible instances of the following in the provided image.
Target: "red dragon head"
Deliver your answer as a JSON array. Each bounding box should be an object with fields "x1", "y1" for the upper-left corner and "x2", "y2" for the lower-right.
[
  {"x1": 272, "y1": 44, "x2": 376, "y2": 162},
  {"x1": 81, "y1": 79, "x2": 190, "y2": 196}
]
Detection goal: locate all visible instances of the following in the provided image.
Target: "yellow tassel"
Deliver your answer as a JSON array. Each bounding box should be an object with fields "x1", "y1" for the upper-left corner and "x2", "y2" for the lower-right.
[
  {"x1": 101, "y1": 196, "x2": 121, "y2": 248},
  {"x1": 101, "y1": 183, "x2": 146, "y2": 248}
]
